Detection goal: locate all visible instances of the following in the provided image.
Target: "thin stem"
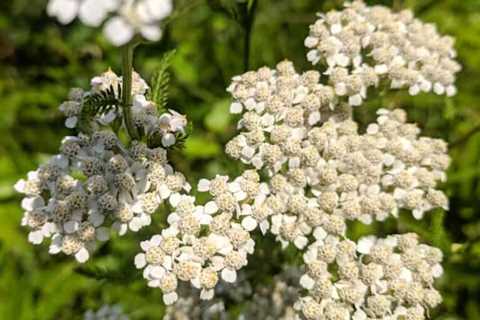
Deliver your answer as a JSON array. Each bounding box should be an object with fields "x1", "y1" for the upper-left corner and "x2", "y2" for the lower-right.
[
  {"x1": 450, "y1": 124, "x2": 480, "y2": 148},
  {"x1": 122, "y1": 43, "x2": 139, "y2": 140},
  {"x1": 243, "y1": 0, "x2": 258, "y2": 72}
]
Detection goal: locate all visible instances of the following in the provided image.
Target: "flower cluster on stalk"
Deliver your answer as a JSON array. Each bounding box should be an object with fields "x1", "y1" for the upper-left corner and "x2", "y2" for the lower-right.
[{"x1": 15, "y1": 71, "x2": 189, "y2": 262}]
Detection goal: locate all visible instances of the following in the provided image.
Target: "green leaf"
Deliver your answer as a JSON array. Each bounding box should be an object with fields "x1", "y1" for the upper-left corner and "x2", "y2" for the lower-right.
[
  {"x1": 150, "y1": 50, "x2": 176, "y2": 113},
  {"x1": 80, "y1": 84, "x2": 122, "y2": 132}
]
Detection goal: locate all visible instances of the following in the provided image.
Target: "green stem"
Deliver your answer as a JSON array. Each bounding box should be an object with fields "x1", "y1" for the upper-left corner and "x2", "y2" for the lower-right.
[
  {"x1": 122, "y1": 43, "x2": 139, "y2": 140},
  {"x1": 243, "y1": 0, "x2": 258, "y2": 72}
]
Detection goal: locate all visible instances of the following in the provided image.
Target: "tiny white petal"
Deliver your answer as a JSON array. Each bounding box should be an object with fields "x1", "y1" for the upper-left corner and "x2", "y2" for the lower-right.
[
  {"x1": 230, "y1": 102, "x2": 243, "y2": 114},
  {"x1": 65, "y1": 117, "x2": 78, "y2": 128},
  {"x1": 197, "y1": 179, "x2": 211, "y2": 192},
  {"x1": 103, "y1": 17, "x2": 134, "y2": 46},
  {"x1": 75, "y1": 247, "x2": 90, "y2": 263},
  {"x1": 134, "y1": 253, "x2": 147, "y2": 269},
  {"x1": 28, "y1": 230, "x2": 44, "y2": 245},
  {"x1": 141, "y1": 25, "x2": 162, "y2": 42},
  {"x1": 304, "y1": 36, "x2": 318, "y2": 48},
  {"x1": 14, "y1": 180, "x2": 26, "y2": 193},
  {"x1": 163, "y1": 292, "x2": 178, "y2": 305},
  {"x1": 294, "y1": 236, "x2": 308, "y2": 249},
  {"x1": 313, "y1": 227, "x2": 327, "y2": 240},
  {"x1": 63, "y1": 220, "x2": 78, "y2": 233},
  {"x1": 299, "y1": 274, "x2": 315, "y2": 289},
  {"x1": 241, "y1": 216, "x2": 257, "y2": 231},
  {"x1": 221, "y1": 268, "x2": 237, "y2": 283},
  {"x1": 161, "y1": 133, "x2": 176, "y2": 147},
  {"x1": 79, "y1": 0, "x2": 107, "y2": 27},
  {"x1": 357, "y1": 236, "x2": 376, "y2": 254},
  {"x1": 200, "y1": 289, "x2": 215, "y2": 300},
  {"x1": 204, "y1": 201, "x2": 218, "y2": 214},
  {"x1": 149, "y1": 266, "x2": 166, "y2": 279},
  {"x1": 129, "y1": 217, "x2": 144, "y2": 232},
  {"x1": 432, "y1": 264, "x2": 444, "y2": 278},
  {"x1": 96, "y1": 227, "x2": 110, "y2": 241}
]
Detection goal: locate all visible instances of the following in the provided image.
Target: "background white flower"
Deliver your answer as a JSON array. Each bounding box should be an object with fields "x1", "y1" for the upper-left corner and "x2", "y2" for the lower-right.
[{"x1": 47, "y1": 0, "x2": 173, "y2": 46}]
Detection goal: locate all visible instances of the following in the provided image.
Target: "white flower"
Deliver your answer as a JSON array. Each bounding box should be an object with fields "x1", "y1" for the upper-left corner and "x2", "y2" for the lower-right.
[
  {"x1": 103, "y1": 16, "x2": 135, "y2": 46},
  {"x1": 46, "y1": 0, "x2": 173, "y2": 46},
  {"x1": 84, "y1": 304, "x2": 129, "y2": 320},
  {"x1": 47, "y1": 0, "x2": 80, "y2": 24},
  {"x1": 103, "y1": 0, "x2": 172, "y2": 46}
]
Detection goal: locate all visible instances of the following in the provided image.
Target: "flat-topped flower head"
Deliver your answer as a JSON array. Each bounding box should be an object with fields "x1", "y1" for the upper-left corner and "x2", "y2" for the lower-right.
[
  {"x1": 305, "y1": 0, "x2": 461, "y2": 104},
  {"x1": 163, "y1": 268, "x2": 301, "y2": 320},
  {"x1": 134, "y1": 172, "x2": 261, "y2": 303},
  {"x1": 297, "y1": 234, "x2": 443, "y2": 320},
  {"x1": 47, "y1": 0, "x2": 173, "y2": 46},
  {"x1": 15, "y1": 134, "x2": 188, "y2": 263},
  {"x1": 222, "y1": 105, "x2": 449, "y2": 249},
  {"x1": 226, "y1": 61, "x2": 350, "y2": 176}
]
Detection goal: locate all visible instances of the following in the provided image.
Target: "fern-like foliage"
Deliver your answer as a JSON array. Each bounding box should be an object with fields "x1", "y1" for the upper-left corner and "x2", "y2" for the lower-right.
[
  {"x1": 79, "y1": 84, "x2": 122, "y2": 132},
  {"x1": 150, "y1": 50, "x2": 176, "y2": 113}
]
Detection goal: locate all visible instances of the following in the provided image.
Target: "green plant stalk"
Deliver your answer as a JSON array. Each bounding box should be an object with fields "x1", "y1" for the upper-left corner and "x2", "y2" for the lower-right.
[
  {"x1": 122, "y1": 43, "x2": 139, "y2": 140},
  {"x1": 243, "y1": 0, "x2": 258, "y2": 72}
]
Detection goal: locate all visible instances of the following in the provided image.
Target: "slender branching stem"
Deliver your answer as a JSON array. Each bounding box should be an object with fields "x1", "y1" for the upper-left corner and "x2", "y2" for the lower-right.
[
  {"x1": 122, "y1": 43, "x2": 139, "y2": 140},
  {"x1": 450, "y1": 123, "x2": 480, "y2": 148},
  {"x1": 243, "y1": 0, "x2": 258, "y2": 72}
]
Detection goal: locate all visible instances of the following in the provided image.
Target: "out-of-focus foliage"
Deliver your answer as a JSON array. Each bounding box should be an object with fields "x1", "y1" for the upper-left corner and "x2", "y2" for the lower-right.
[{"x1": 0, "y1": 0, "x2": 479, "y2": 319}]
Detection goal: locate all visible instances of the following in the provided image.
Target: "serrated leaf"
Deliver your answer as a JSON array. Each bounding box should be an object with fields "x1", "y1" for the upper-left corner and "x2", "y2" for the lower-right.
[
  {"x1": 80, "y1": 84, "x2": 122, "y2": 132},
  {"x1": 150, "y1": 50, "x2": 176, "y2": 113}
]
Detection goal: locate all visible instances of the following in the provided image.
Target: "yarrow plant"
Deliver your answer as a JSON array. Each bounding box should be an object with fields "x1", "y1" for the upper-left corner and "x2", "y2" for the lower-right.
[{"x1": 17, "y1": 0, "x2": 459, "y2": 318}]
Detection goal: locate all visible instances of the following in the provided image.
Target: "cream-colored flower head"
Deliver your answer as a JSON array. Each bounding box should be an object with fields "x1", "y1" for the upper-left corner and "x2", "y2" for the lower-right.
[
  {"x1": 305, "y1": 0, "x2": 461, "y2": 104},
  {"x1": 297, "y1": 234, "x2": 443, "y2": 320},
  {"x1": 134, "y1": 171, "x2": 263, "y2": 303}
]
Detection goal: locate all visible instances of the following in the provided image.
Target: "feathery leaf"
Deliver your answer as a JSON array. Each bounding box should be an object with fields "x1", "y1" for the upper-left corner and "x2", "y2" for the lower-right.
[{"x1": 150, "y1": 50, "x2": 176, "y2": 113}]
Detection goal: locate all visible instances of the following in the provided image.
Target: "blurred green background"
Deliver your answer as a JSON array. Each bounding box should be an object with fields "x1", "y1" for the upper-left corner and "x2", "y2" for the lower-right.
[{"x1": 1, "y1": 0, "x2": 479, "y2": 319}]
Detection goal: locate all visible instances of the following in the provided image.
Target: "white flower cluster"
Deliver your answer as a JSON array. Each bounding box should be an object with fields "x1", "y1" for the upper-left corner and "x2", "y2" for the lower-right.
[
  {"x1": 239, "y1": 268, "x2": 300, "y2": 320},
  {"x1": 163, "y1": 295, "x2": 227, "y2": 320},
  {"x1": 163, "y1": 268, "x2": 300, "y2": 320},
  {"x1": 60, "y1": 69, "x2": 187, "y2": 147},
  {"x1": 297, "y1": 233, "x2": 443, "y2": 320},
  {"x1": 84, "y1": 304, "x2": 129, "y2": 320},
  {"x1": 305, "y1": 0, "x2": 461, "y2": 104},
  {"x1": 225, "y1": 62, "x2": 450, "y2": 249},
  {"x1": 34, "y1": 1, "x2": 454, "y2": 316},
  {"x1": 226, "y1": 61, "x2": 348, "y2": 173},
  {"x1": 15, "y1": 70, "x2": 190, "y2": 263},
  {"x1": 134, "y1": 171, "x2": 261, "y2": 305},
  {"x1": 47, "y1": 0, "x2": 173, "y2": 46},
  {"x1": 15, "y1": 132, "x2": 189, "y2": 262}
]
